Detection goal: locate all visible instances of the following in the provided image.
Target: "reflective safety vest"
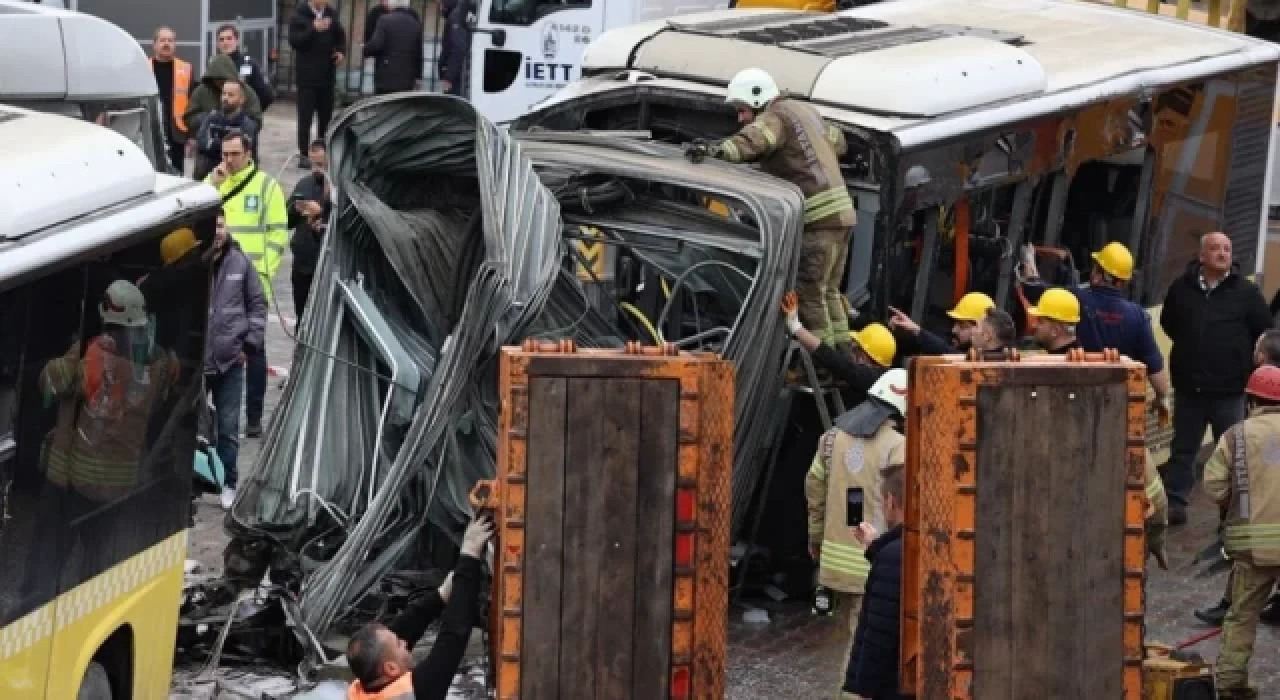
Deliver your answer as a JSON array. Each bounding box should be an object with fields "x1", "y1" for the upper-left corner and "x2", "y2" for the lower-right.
[
  {"x1": 348, "y1": 672, "x2": 414, "y2": 700},
  {"x1": 805, "y1": 422, "x2": 904, "y2": 593},
  {"x1": 209, "y1": 164, "x2": 290, "y2": 300},
  {"x1": 1144, "y1": 447, "x2": 1168, "y2": 525},
  {"x1": 151, "y1": 57, "x2": 193, "y2": 134}
]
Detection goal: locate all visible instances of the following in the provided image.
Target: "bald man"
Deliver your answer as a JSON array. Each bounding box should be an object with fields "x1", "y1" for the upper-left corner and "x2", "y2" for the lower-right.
[{"x1": 1159, "y1": 232, "x2": 1272, "y2": 524}]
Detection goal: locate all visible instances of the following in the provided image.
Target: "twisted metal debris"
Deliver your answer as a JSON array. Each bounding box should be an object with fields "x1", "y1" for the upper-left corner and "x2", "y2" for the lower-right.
[{"x1": 227, "y1": 95, "x2": 805, "y2": 644}]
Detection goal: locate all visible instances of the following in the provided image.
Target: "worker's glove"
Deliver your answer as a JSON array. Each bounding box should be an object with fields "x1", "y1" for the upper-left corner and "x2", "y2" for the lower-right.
[
  {"x1": 684, "y1": 139, "x2": 718, "y2": 164},
  {"x1": 780, "y1": 291, "x2": 802, "y2": 335},
  {"x1": 461, "y1": 515, "x2": 495, "y2": 559},
  {"x1": 1147, "y1": 522, "x2": 1169, "y2": 571}
]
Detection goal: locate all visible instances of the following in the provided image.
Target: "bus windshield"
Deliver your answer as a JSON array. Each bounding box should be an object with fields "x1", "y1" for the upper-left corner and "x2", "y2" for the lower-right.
[{"x1": 6, "y1": 97, "x2": 169, "y2": 173}]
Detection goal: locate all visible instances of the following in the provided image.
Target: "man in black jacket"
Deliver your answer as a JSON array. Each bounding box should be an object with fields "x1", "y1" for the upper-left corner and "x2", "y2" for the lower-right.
[
  {"x1": 346, "y1": 515, "x2": 493, "y2": 700},
  {"x1": 216, "y1": 24, "x2": 275, "y2": 112},
  {"x1": 439, "y1": 0, "x2": 473, "y2": 95},
  {"x1": 844, "y1": 461, "x2": 906, "y2": 700},
  {"x1": 287, "y1": 140, "x2": 330, "y2": 321},
  {"x1": 288, "y1": 0, "x2": 346, "y2": 169},
  {"x1": 1160, "y1": 232, "x2": 1273, "y2": 525},
  {"x1": 364, "y1": 0, "x2": 424, "y2": 95}
]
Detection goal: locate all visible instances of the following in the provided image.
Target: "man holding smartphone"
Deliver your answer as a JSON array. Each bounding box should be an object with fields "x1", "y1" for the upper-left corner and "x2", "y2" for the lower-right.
[
  {"x1": 805, "y1": 368, "x2": 908, "y2": 695},
  {"x1": 288, "y1": 140, "x2": 331, "y2": 322}
]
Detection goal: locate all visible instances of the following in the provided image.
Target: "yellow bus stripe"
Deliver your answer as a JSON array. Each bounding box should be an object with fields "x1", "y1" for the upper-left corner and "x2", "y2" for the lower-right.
[{"x1": 0, "y1": 531, "x2": 186, "y2": 660}]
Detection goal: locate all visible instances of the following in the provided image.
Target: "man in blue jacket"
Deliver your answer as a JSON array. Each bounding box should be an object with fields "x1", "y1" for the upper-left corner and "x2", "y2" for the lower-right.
[
  {"x1": 205, "y1": 208, "x2": 267, "y2": 510},
  {"x1": 843, "y1": 462, "x2": 906, "y2": 700}
]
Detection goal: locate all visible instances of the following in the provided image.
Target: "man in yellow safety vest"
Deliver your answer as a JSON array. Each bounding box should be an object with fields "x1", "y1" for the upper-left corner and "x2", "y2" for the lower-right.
[{"x1": 206, "y1": 130, "x2": 288, "y2": 436}]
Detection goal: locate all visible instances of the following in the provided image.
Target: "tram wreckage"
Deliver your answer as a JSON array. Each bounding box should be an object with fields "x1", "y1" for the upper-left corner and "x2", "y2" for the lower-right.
[{"x1": 186, "y1": 94, "x2": 805, "y2": 665}]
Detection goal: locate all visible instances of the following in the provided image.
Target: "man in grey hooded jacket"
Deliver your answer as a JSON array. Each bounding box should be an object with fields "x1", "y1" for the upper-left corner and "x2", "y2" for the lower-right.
[{"x1": 205, "y1": 208, "x2": 267, "y2": 510}]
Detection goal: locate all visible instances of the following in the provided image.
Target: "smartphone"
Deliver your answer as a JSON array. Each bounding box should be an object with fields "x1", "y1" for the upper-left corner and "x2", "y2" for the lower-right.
[{"x1": 846, "y1": 487, "x2": 864, "y2": 528}]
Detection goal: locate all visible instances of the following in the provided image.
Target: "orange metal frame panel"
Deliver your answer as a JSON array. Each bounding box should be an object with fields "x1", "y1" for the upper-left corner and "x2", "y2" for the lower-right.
[
  {"x1": 900, "y1": 350, "x2": 1147, "y2": 699},
  {"x1": 474, "y1": 340, "x2": 735, "y2": 700}
]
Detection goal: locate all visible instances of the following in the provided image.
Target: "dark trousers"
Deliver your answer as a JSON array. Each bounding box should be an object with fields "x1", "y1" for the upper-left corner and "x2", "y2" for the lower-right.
[
  {"x1": 166, "y1": 138, "x2": 185, "y2": 174},
  {"x1": 293, "y1": 270, "x2": 315, "y2": 323},
  {"x1": 297, "y1": 85, "x2": 335, "y2": 155},
  {"x1": 208, "y1": 364, "x2": 244, "y2": 488},
  {"x1": 245, "y1": 344, "x2": 267, "y2": 428},
  {"x1": 1246, "y1": 12, "x2": 1280, "y2": 42},
  {"x1": 1164, "y1": 392, "x2": 1246, "y2": 507}
]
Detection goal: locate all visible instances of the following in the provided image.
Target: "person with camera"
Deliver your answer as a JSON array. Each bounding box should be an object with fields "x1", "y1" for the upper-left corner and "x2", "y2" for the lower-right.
[
  {"x1": 192, "y1": 80, "x2": 260, "y2": 181},
  {"x1": 287, "y1": 140, "x2": 331, "y2": 321},
  {"x1": 346, "y1": 515, "x2": 495, "y2": 700}
]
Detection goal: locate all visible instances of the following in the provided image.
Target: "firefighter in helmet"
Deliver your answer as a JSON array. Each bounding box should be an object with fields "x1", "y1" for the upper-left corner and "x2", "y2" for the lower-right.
[
  {"x1": 805, "y1": 368, "x2": 907, "y2": 698},
  {"x1": 692, "y1": 68, "x2": 856, "y2": 353},
  {"x1": 1206, "y1": 364, "x2": 1280, "y2": 700}
]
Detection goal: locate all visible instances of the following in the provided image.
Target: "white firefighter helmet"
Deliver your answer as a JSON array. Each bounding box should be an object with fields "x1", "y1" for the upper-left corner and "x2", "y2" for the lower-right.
[
  {"x1": 99, "y1": 280, "x2": 149, "y2": 328},
  {"x1": 867, "y1": 368, "x2": 908, "y2": 417},
  {"x1": 725, "y1": 68, "x2": 780, "y2": 110}
]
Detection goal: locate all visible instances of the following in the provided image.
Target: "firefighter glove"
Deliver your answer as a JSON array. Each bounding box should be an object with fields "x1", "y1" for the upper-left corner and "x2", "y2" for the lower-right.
[
  {"x1": 780, "y1": 291, "x2": 802, "y2": 335},
  {"x1": 684, "y1": 139, "x2": 718, "y2": 163}
]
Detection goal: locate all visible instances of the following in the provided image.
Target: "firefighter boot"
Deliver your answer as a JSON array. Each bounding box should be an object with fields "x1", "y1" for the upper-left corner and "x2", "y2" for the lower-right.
[{"x1": 1195, "y1": 598, "x2": 1230, "y2": 626}]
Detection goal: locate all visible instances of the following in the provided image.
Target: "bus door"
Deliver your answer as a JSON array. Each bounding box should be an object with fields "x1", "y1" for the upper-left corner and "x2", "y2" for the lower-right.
[{"x1": 470, "y1": 0, "x2": 606, "y2": 124}]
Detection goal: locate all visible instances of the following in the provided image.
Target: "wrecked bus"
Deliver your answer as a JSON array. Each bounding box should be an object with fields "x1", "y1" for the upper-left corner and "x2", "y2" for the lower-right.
[{"x1": 514, "y1": 0, "x2": 1280, "y2": 462}]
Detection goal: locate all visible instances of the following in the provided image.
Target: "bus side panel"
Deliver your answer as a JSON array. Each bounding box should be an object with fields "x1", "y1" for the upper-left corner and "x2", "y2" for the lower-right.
[
  {"x1": 46, "y1": 531, "x2": 187, "y2": 700},
  {"x1": 0, "y1": 608, "x2": 55, "y2": 700}
]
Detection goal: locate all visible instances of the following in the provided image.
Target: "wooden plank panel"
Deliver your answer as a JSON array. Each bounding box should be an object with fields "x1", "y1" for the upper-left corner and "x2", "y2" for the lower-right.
[
  {"x1": 521, "y1": 377, "x2": 569, "y2": 700},
  {"x1": 1078, "y1": 384, "x2": 1128, "y2": 697},
  {"x1": 632, "y1": 380, "x2": 679, "y2": 698},
  {"x1": 974, "y1": 383, "x2": 1129, "y2": 698},
  {"x1": 596, "y1": 380, "x2": 643, "y2": 698},
  {"x1": 559, "y1": 378, "x2": 604, "y2": 698}
]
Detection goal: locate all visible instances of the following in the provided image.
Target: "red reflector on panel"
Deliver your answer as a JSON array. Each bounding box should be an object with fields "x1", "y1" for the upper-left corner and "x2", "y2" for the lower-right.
[
  {"x1": 675, "y1": 532, "x2": 694, "y2": 567},
  {"x1": 677, "y1": 490, "x2": 695, "y2": 522},
  {"x1": 672, "y1": 666, "x2": 690, "y2": 699}
]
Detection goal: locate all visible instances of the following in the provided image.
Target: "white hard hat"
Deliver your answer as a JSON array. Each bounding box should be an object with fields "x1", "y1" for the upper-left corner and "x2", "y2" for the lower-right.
[
  {"x1": 99, "y1": 280, "x2": 149, "y2": 328},
  {"x1": 725, "y1": 68, "x2": 780, "y2": 110},
  {"x1": 867, "y1": 368, "x2": 908, "y2": 417}
]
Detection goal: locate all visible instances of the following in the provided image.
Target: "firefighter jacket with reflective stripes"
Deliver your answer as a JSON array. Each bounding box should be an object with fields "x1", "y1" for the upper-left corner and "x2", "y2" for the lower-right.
[
  {"x1": 348, "y1": 672, "x2": 413, "y2": 700},
  {"x1": 208, "y1": 163, "x2": 290, "y2": 300},
  {"x1": 805, "y1": 422, "x2": 904, "y2": 593},
  {"x1": 39, "y1": 335, "x2": 179, "y2": 504},
  {"x1": 1145, "y1": 447, "x2": 1168, "y2": 526},
  {"x1": 1204, "y1": 406, "x2": 1280, "y2": 566},
  {"x1": 715, "y1": 98, "x2": 856, "y2": 230}
]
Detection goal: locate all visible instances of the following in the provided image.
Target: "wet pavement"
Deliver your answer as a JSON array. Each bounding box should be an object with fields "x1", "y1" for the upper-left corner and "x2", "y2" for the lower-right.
[{"x1": 178, "y1": 103, "x2": 1280, "y2": 698}]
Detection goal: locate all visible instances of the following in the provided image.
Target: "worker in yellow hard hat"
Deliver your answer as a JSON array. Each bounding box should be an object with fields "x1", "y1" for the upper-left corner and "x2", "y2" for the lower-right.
[
  {"x1": 1020, "y1": 240, "x2": 1171, "y2": 423},
  {"x1": 782, "y1": 291, "x2": 893, "y2": 406},
  {"x1": 887, "y1": 291, "x2": 996, "y2": 355},
  {"x1": 1027, "y1": 287, "x2": 1082, "y2": 354}
]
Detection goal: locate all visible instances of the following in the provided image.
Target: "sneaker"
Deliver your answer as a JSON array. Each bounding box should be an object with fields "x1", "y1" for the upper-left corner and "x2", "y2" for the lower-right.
[
  {"x1": 245, "y1": 422, "x2": 263, "y2": 438},
  {"x1": 1169, "y1": 505, "x2": 1188, "y2": 526},
  {"x1": 298, "y1": 155, "x2": 312, "y2": 169},
  {"x1": 220, "y1": 488, "x2": 236, "y2": 510},
  {"x1": 1194, "y1": 598, "x2": 1230, "y2": 626}
]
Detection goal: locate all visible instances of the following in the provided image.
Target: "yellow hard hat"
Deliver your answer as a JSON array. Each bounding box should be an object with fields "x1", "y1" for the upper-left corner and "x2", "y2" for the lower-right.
[
  {"x1": 161, "y1": 228, "x2": 198, "y2": 266},
  {"x1": 1027, "y1": 288, "x2": 1081, "y2": 324},
  {"x1": 947, "y1": 292, "x2": 995, "y2": 322},
  {"x1": 1091, "y1": 242, "x2": 1134, "y2": 281},
  {"x1": 850, "y1": 322, "x2": 896, "y2": 368}
]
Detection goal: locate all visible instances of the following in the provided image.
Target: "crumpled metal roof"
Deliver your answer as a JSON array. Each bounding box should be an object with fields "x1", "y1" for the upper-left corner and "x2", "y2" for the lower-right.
[{"x1": 228, "y1": 98, "x2": 806, "y2": 645}]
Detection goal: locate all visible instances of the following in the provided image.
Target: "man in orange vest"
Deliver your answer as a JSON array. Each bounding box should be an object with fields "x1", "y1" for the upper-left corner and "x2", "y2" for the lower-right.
[{"x1": 150, "y1": 26, "x2": 193, "y2": 174}]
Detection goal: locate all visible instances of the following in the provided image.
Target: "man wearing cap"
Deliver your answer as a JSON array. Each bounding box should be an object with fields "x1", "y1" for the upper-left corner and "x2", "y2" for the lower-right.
[
  {"x1": 887, "y1": 291, "x2": 996, "y2": 355},
  {"x1": 782, "y1": 292, "x2": 894, "y2": 406},
  {"x1": 1205, "y1": 364, "x2": 1280, "y2": 700},
  {"x1": 805, "y1": 368, "x2": 907, "y2": 698}
]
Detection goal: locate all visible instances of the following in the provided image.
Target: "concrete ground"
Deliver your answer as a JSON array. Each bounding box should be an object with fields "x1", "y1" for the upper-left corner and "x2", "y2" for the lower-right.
[{"x1": 177, "y1": 104, "x2": 1280, "y2": 697}]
